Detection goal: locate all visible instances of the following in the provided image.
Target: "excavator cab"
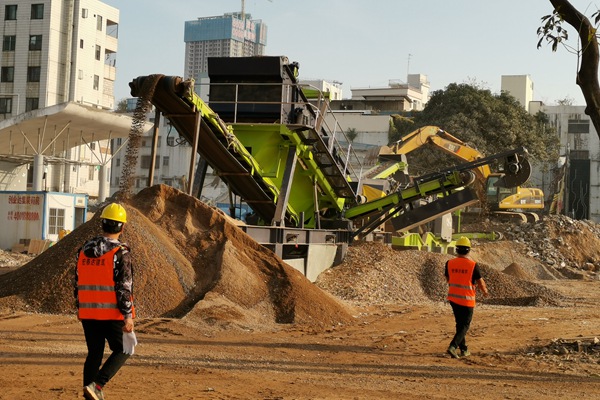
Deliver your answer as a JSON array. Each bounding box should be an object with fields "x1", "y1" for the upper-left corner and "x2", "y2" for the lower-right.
[{"x1": 485, "y1": 175, "x2": 517, "y2": 210}]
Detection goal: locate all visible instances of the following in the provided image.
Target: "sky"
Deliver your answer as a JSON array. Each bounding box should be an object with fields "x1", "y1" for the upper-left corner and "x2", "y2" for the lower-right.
[{"x1": 101, "y1": 0, "x2": 598, "y2": 106}]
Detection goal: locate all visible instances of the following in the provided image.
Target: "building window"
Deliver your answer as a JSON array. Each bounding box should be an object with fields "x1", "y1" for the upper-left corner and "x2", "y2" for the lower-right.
[
  {"x1": 568, "y1": 119, "x2": 589, "y2": 134},
  {"x1": 141, "y1": 155, "x2": 160, "y2": 169},
  {"x1": 570, "y1": 150, "x2": 589, "y2": 160},
  {"x1": 1, "y1": 67, "x2": 14, "y2": 82},
  {"x1": 90, "y1": 142, "x2": 96, "y2": 150},
  {"x1": 5, "y1": 5, "x2": 17, "y2": 20},
  {"x1": 31, "y1": 4, "x2": 43, "y2": 19},
  {"x1": 27, "y1": 66, "x2": 41, "y2": 82},
  {"x1": 97, "y1": 14, "x2": 103, "y2": 31},
  {"x1": 163, "y1": 156, "x2": 170, "y2": 167},
  {"x1": 0, "y1": 98, "x2": 12, "y2": 114},
  {"x1": 48, "y1": 208, "x2": 65, "y2": 235},
  {"x1": 3, "y1": 35, "x2": 16, "y2": 51},
  {"x1": 25, "y1": 98, "x2": 39, "y2": 111},
  {"x1": 80, "y1": 39, "x2": 84, "y2": 49},
  {"x1": 29, "y1": 35, "x2": 42, "y2": 51},
  {"x1": 93, "y1": 75, "x2": 99, "y2": 90},
  {"x1": 167, "y1": 136, "x2": 175, "y2": 146},
  {"x1": 95, "y1": 45, "x2": 101, "y2": 60},
  {"x1": 116, "y1": 158, "x2": 120, "y2": 167},
  {"x1": 88, "y1": 166, "x2": 95, "y2": 180},
  {"x1": 116, "y1": 138, "x2": 122, "y2": 146}
]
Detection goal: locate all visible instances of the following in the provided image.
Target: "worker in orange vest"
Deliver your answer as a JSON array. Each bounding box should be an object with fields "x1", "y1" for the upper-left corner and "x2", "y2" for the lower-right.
[
  {"x1": 74, "y1": 203, "x2": 135, "y2": 400},
  {"x1": 445, "y1": 236, "x2": 488, "y2": 359}
]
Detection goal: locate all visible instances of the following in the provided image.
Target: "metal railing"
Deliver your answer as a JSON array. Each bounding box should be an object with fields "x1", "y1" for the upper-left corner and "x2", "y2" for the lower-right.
[{"x1": 193, "y1": 80, "x2": 363, "y2": 186}]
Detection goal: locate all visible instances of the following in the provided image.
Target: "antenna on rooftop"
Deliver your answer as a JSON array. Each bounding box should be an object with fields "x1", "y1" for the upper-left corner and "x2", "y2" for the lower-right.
[
  {"x1": 241, "y1": 0, "x2": 273, "y2": 20},
  {"x1": 407, "y1": 53, "x2": 412, "y2": 80}
]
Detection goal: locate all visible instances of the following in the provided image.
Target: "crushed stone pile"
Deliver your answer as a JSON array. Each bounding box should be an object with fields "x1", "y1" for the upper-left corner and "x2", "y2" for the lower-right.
[
  {"x1": 0, "y1": 185, "x2": 354, "y2": 331},
  {"x1": 316, "y1": 241, "x2": 566, "y2": 307},
  {"x1": 465, "y1": 215, "x2": 600, "y2": 279}
]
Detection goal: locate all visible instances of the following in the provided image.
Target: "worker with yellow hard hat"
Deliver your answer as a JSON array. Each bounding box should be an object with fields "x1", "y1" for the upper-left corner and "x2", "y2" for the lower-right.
[
  {"x1": 444, "y1": 236, "x2": 489, "y2": 359},
  {"x1": 74, "y1": 202, "x2": 136, "y2": 400}
]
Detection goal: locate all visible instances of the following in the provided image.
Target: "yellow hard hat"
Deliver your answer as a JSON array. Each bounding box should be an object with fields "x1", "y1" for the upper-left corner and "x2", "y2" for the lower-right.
[
  {"x1": 100, "y1": 203, "x2": 127, "y2": 223},
  {"x1": 456, "y1": 236, "x2": 471, "y2": 248}
]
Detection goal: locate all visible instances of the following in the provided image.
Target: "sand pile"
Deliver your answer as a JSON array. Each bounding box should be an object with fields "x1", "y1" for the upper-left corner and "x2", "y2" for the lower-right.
[
  {"x1": 503, "y1": 262, "x2": 532, "y2": 280},
  {"x1": 0, "y1": 185, "x2": 354, "y2": 331}
]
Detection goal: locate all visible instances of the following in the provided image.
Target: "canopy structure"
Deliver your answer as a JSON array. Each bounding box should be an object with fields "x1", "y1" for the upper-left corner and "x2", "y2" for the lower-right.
[{"x1": 0, "y1": 102, "x2": 142, "y2": 200}]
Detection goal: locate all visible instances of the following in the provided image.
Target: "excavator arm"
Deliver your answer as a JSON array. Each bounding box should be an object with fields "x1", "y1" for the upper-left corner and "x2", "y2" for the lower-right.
[{"x1": 380, "y1": 126, "x2": 492, "y2": 183}]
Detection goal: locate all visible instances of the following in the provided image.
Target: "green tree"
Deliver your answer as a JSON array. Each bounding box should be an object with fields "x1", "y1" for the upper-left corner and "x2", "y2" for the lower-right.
[
  {"x1": 115, "y1": 98, "x2": 128, "y2": 113},
  {"x1": 345, "y1": 128, "x2": 358, "y2": 143},
  {"x1": 390, "y1": 83, "x2": 558, "y2": 171},
  {"x1": 538, "y1": 0, "x2": 600, "y2": 139}
]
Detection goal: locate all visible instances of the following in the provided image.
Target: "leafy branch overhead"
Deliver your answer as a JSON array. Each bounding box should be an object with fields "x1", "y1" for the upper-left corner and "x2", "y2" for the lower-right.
[{"x1": 538, "y1": 0, "x2": 600, "y2": 139}]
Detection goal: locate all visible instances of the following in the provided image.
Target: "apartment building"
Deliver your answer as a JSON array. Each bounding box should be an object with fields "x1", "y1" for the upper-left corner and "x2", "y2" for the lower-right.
[{"x1": 0, "y1": 0, "x2": 123, "y2": 198}]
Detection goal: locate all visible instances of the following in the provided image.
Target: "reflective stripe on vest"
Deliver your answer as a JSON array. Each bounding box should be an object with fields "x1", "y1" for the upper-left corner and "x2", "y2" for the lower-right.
[
  {"x1": 77, "y1": 246, "x2": 131, "y2": 320},
  {"x1": 447, "y1": 257, "x2": 477, "y2": 307}
]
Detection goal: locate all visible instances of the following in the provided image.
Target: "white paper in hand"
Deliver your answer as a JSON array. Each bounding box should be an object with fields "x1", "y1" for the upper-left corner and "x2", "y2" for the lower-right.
[{"x1": 122, "y1": 331, "x2": 138, "y2": 355}]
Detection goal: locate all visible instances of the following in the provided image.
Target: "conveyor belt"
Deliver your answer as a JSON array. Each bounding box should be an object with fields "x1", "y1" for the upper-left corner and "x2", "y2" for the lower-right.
[{"x1": 130, "y1": 75, "x2": 279, "y2": 223}]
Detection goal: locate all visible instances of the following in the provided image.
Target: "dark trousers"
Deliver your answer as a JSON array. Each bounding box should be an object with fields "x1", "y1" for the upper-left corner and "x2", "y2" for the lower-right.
[
  {"x1": 81, "y1": 319, "x2": 130, "y2": 387},
  {"x1": 449, "y1": 301, "x2": 474, "y2": 351}
]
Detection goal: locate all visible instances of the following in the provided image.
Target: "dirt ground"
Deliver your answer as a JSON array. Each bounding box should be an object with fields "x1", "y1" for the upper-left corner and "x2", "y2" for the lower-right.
[
  {"x1": 1, "y1": 185, "x2": 600, "y2": 400},
  {"x1": 1, "y1": 280, "x2": 600, "y2": 400}
]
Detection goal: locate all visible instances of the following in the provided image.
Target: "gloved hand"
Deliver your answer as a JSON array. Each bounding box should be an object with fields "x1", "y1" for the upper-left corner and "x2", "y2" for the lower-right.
[{"x1": 122, "y1": 331, "x2": 138, "y2": 355}]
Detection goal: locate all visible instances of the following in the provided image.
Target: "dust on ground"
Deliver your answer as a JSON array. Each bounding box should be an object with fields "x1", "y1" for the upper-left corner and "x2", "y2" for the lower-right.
[{"x1": 1, "y1": 184, "x2": 600, "y2": 399}]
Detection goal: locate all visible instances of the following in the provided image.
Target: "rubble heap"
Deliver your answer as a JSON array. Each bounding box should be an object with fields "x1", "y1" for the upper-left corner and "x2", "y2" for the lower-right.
[{"x1": 472, "y1": 215, "x2": 600, "y2": 279}]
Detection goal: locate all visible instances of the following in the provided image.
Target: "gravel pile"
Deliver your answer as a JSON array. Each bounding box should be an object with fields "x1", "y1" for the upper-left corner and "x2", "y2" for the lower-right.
[{"x1": 316, "y1": 241, "x2": 567, "y2": 307}]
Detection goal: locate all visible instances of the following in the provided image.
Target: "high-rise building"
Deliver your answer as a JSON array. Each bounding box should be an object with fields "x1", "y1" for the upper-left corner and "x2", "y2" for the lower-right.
[
  {"x1": 0, "y1": 0, "x2": 126, "y2": 198},
  {"x1": 184, "y1": 12, "x2": 267, "y2": 83},
  {"x1": 111, "y1": 11, "x2": 269, "y2": 202}
]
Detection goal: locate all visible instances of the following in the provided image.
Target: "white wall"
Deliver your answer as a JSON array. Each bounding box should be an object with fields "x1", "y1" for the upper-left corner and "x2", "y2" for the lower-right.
[{"x1": 0, "y1": 191, "x2": 87, "y2": 249}]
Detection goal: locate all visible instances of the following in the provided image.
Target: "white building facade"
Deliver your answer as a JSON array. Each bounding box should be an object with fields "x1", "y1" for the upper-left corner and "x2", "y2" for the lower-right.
[
  {"x1": 501, "y1": 75, "x2": 534, "y2": 112},
  {"x1": 529, "y1": 103, "x2": 600, "y2": 222},
  {"x1": 0, "y1": 0, "x2": 119, "y2": 197}
]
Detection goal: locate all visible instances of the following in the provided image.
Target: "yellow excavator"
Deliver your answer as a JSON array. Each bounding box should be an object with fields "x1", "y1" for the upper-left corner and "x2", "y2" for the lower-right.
[{"x1": 375, "y1": 126, "x2": 545, "y2": 222}]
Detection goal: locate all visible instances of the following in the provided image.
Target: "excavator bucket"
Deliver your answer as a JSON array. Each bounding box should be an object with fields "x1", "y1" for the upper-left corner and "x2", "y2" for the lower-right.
[{"x1": 495, "y1": 154, "x2": 531, "y2": 188}]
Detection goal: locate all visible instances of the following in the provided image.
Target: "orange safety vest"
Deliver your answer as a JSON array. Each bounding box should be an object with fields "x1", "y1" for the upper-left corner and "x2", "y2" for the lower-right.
[
  {"x1": 447, "y1": 257, "x2": 477, "y2": 307},
  {"x1": 77, "y1": 246, "x2": 135, "y2": 320}
]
